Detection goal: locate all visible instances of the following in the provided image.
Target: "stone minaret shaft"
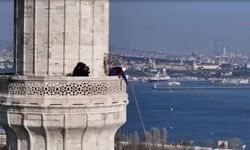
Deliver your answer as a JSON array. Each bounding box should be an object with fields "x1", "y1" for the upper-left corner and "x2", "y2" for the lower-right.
[
  {"x1": 0, "y1": 0, "x2": 128, "y2": 150},
  {"x1": 15, "y1": 0, "x2": 109, "y2": 76}
]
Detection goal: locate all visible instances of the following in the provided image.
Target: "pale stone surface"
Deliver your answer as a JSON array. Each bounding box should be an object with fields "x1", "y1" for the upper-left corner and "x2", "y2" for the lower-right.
[
  {"x1": 1, "y1": 0, "x2": 128, "y2": 150},
  {"x1": 0, "y1": 76, "x2": 128, "y2": 150},
  {"x1": 15, "y1": 0, "x2": 109, "y2": 76},
  {"x1": 35, "y1": 0, "x2": 49, "y2": 75}
]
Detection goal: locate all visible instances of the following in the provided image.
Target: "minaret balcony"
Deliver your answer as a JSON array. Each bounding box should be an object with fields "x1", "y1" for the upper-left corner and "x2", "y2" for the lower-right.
[{"x1": 0, "y1": 76, "x2": 128, "y2": 107}]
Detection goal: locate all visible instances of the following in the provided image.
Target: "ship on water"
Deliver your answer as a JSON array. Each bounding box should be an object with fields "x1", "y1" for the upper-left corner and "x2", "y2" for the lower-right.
[
  {"x1": 148, "y1": 72, "x2": 171, "y2": 82},
  {"x1": 153, "y1": 81, "x2": 181, "y2": 89},
  {"x1": 168, "y1": 81, "x2": 181, "y2": 86}
]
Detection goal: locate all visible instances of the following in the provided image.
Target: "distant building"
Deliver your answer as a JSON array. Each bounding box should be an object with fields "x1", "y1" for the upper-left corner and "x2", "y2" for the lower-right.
[
  {"x1": 210, "y1": 38, "x2": 222, "y2": 56},
  {"x1": 164, "y1": 64, "x2": 193, "y2": 71},
  {"x1": 220, "y1": 46, "x2": 227, "y2": 64},
  {"x1": 217, "y1": 140, "x2": 229, "y2": 149},
  {"x1": 193, "y1": 61, "x2": 220, "y2": 70},
  {"x1": 221, "y1": 46, "x2": 227, "y2": 58}
]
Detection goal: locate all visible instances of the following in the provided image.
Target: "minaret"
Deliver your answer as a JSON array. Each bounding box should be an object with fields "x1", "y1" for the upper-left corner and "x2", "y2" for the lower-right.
[{"x1": 0, "y1": 0, "x2": 128, "y2": 150}]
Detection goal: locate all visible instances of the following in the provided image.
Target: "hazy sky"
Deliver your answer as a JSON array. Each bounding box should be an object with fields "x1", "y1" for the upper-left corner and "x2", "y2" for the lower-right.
[
  {"x1": 0, "y1": 0, "x2": 13, "y2": 43},
  {"x1": 1, "y1": 0, "x2": 250, "y2": 54},
  {"x1": 110, "y1": 0, "x2": 250, "y2": 54}
]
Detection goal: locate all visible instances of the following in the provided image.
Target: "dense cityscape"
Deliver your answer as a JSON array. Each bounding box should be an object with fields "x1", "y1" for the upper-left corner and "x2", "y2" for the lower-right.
[
  {"x1": 0, "y1": 41, "x2": 13, "y2": 72},
  {"x1": 111, "y1": 47, "x2": 250, "y2": 84}
]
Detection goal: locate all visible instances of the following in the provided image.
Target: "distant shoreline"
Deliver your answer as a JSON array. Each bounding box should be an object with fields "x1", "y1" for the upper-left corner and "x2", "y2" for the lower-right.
[{"x1": 153, "y1": 86, "x2": 250, "y2": 90}]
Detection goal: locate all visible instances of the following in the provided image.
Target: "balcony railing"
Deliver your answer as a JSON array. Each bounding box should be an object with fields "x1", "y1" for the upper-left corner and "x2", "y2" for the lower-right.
[{"x1": 0, "y1": 76, "x2": 126, "y2": 97}]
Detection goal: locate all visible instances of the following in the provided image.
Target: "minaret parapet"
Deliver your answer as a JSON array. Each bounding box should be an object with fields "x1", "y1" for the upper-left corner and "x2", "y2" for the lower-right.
[{"x1": 0, "y1": 75, "x2": 127, "y2": 106}]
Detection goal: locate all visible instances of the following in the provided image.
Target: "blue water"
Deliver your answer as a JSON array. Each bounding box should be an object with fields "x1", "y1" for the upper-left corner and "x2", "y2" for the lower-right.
[
  {"x1": 121, "y1": 81, "x2": 250, "y2": 146},
  {"x1": 0, "y1": 68, "x2": 13, "y2": 74}
]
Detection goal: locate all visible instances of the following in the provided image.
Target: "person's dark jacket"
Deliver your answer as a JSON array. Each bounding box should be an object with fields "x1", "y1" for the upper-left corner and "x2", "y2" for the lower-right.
[
  {"x1": 109, "y1": 66, "x2": 128, "y2": 85},
  {"x1": 73, "y1": 62, "x2": 90, "y2": 76}
]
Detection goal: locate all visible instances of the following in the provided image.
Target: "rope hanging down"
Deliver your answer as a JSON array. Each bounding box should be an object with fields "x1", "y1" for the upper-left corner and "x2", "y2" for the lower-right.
[{"x1": 129, "y1": 83, "x2": 147, "y2": 134}]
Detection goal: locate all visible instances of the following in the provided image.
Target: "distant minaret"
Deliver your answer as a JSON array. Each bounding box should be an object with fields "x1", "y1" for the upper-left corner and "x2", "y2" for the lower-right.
[{"x1": 0, "y1": 0, "x2": 128, "y2": 150}]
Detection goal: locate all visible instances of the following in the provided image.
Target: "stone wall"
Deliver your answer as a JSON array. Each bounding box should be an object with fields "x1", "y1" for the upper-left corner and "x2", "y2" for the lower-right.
[
  {"x1": 0, "y1": 76, "x2": 128, "y2": 150},
  {"x1": 15, "y1": 0, "x2": 109, "y2": 76}
]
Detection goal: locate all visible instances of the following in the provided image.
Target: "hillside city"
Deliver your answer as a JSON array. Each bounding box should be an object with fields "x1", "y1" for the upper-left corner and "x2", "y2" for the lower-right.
[
  {"x1": 0, "y1": 41, "x2": 13, "y2": 72},
  {"x1": 110, "y1": 47, "x2": 250, "y2": 84}
]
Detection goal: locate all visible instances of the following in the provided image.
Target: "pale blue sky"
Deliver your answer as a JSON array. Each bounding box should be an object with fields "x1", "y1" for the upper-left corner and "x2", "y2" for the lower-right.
[
  {"x1": 0, "y1": 0, "x2": 13, "y2": 43},
  {"x1": 1, "y1": 0, "x2": 250, "y2": 54},
  {"x1": 109, "y1": 0, "x2": 250, "y2": 54}
]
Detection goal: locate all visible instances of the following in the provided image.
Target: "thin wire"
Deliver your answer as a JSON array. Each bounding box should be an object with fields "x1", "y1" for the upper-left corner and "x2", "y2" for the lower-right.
[
  {"x1": 130, "y1": 83, "x2": 152, "y2": 150},
  {"x1": 129, "y1": 82, "x2": 147, "y2": 134}
]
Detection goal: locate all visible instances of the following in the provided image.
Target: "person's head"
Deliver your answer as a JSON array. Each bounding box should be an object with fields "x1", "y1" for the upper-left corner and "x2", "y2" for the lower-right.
[
  {"x1": 76, "y1": 62, "x2": 86, "y2": 70},
  {"x1": 115, "y1": 67, "x2": 123, "y2": 78},
  {"x1": 77, "y1": 62, "x2": 86, "y2": 67}
]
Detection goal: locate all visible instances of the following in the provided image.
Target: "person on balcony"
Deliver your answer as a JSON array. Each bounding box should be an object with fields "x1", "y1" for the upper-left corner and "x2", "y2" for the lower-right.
[
  {"x1": 109, "y1": 66, "x2": 128, "y2": 85},
  {"x1": 72, "y1": 62, "x2": 90, "y2": 76}
]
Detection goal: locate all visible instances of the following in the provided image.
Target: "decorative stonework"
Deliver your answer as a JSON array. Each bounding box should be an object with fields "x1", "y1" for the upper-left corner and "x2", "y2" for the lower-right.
[
  {"x1": 0, "y1": 76, "x2": 128, "y2": 150},
  {"x1": 0, "y1": 77, "x2": 125, "y2": 96},
  {"x1": 1, "y1": 0, "x2": 127, "y2": 149}
]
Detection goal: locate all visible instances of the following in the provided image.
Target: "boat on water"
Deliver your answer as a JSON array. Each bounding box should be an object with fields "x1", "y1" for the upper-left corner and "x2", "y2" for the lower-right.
[
  {"x1": 148, "y1": 72, "x2": 171, "y2": 82},
  {"x1": 149, "y1": 76, "x2": 171, "y2": 82},
  {"x1": 168, "y1": 81, "x2": 181, "y2": 86},
  {"x1": 153, "y1": 81, "x2": 181, "y2": 89}
]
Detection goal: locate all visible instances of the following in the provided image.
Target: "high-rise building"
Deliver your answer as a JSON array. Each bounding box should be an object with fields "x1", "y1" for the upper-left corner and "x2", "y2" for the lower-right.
[
  {"x1": 221, "y1": 46, "x2": 227, "y2": 58},
  {"x1": 0, "y1": 0, "x2": 128, "y2": 150},
  {"x1": 209, "y1": 38, "x2": 222, "y2": 56}
]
